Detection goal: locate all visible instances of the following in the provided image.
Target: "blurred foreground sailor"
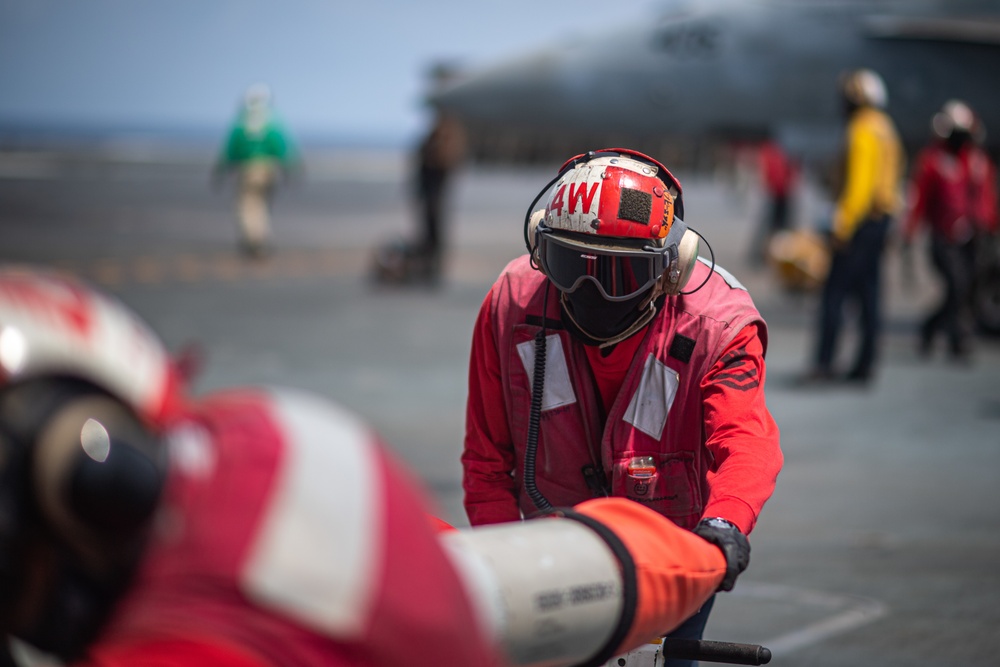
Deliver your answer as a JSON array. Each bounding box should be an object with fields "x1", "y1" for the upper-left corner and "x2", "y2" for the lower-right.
[
  {"x1": 0, "y1": 265, "x2": 728, "y2": 667},
  {"x1": 461, "y1": 148, "x2": 783, "y2": 666}
]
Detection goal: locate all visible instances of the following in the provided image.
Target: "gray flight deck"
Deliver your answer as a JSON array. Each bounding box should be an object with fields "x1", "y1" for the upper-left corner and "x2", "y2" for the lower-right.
[{"x1": 2, "y1": 148, "x2": 998, "y2": 666}]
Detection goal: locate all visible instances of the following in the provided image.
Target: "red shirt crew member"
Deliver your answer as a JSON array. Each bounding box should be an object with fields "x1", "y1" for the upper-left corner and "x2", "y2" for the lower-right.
[{"x1": 461, "y1": 148, "x2": 783, "y2": 656}]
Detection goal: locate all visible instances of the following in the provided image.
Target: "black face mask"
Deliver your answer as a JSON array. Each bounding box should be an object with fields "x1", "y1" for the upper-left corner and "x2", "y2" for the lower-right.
[
  {"x1": 560, "y1": 281, "x2": 653, "y2": 345},
  {"x1": 946, "y1": 130, "x2": 971, "y2": 154}
]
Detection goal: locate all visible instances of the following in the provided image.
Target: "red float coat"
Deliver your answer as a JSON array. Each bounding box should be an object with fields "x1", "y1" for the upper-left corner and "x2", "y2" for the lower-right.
[
  {"x1": 960, "y1": 144, "x2": 999, "y2": 234},
  {"x1": 904, "y1": 143, "x2": 976, "y2": 244},
  {"x1": 463, "y1": 257, "x2": 782, "y2": 534},
  {"x1": 76, "y1": 388, "x2": 498, "y2": 667},
  {"x1": 759, "y1": 140, "x2": 798, "y2": 198}
]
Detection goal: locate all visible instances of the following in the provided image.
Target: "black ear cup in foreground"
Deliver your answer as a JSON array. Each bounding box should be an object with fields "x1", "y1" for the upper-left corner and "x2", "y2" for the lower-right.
[
  {"x1": 32, "y1": 394, "x2": 164, "y2": 559},
  {"x1": 0, "y1": 382, "x2": 164, "y2": 659}
]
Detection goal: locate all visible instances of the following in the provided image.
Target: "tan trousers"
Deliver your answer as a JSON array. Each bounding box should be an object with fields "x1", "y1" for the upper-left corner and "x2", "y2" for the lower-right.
[{"x1": 237, "y1": 161, "x2": 278, "y2": 250}]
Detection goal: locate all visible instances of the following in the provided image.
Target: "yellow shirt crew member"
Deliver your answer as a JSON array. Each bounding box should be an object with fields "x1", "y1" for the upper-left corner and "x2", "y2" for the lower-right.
[{"x1": 833, "y1": 106, "x2": 904, "y2": 243}]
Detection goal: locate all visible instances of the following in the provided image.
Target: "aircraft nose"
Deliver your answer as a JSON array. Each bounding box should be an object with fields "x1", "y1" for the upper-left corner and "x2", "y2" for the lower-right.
[{"x1": 429, "y1": 50, "x2": 570, "y2": 127}]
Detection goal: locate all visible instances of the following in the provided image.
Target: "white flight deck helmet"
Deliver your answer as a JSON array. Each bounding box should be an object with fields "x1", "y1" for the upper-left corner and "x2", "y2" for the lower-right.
[
  {"x1": 840, "y1": 68, "x2": 888, "y2": 110},
  {"x1": 243, "y1": 82, "x2": 273, "y2": 110},
  {"x1": 526, "y1": 148, "x2": 701, "y2": 301},
  {"x1": 523, "y1": 148, "x2": 705, "y2": 347},
  {"x1": 241, "y1": 83, "x2": 275, "y2": 134},
  {"x1": 933, "y1": 99, "x2": 976, "y2": 140},
  {"x1": 0, "y1": 266, "x2": 179, "y2": 659}
]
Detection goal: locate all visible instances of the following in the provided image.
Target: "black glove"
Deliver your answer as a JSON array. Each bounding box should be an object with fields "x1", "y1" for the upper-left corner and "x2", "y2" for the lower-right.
[{"x1": 693, "y1": 517, "x2": 750, "y2": 592}]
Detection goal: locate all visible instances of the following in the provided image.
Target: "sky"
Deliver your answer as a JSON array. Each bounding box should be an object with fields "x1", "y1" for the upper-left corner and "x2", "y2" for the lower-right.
[{"x1": 0, "y1": 1, "x2": 662, "y2": 146}]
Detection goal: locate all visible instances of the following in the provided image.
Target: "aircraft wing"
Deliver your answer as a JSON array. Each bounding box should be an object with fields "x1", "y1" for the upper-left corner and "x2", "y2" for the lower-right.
[{"x1": 864, "y1": 15, "x2": 1000, "y2": 45}]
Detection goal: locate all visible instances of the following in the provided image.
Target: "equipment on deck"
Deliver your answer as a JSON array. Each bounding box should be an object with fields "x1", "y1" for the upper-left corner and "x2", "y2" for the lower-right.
[
  {"x1": 442, "y1": 498, "x2": 771, "y2": 667},
  {"x1": 767, "y1": 228, "x2": 830, "y2": 292},
  {"x1": 612, "y1": 638, "x2": 771, "y2": 666},
  {"x1": 370, "y1": 238, "x2": 441, "y2": 285}
]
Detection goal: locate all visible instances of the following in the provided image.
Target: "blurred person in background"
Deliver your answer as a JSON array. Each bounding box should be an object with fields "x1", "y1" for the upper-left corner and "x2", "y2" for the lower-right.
[
  {"x1": 412, "y1": 110, "x2": 466, "y2": 281},
  {"x1": 750, "y1": 138, "x2": 799, "y2": 267},
  {"x1": 902, "y1": 100, "x2": 995, "y2": 361},
  {"x1": 0, "y1": 266, "x2": 732, "y2": 667},
  {"x1": 961, "y1": 110, "x2": 1000, "y2": 336},
  {"x1": 213, "y1": 84, "x2": 299, "y2": 258},
  {"x1": 962, "y1": 112, "x2": 999, "y2": 240},
  {"x1": 804, "y1": 69, "x2": 904, "y2": 384},
  {"x1": 461, "y1": 148, "x2": 783, "y2": 667}
]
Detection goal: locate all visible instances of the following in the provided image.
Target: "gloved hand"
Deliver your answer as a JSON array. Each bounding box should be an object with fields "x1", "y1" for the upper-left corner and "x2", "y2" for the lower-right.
[{"x1": 692, "y1": 517, "x2": 750, "y2": 592}]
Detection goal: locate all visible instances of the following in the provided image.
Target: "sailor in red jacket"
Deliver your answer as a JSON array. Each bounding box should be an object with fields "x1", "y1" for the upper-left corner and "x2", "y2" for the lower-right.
[
  {"x1": 903, "y1": 100, "x2": 987, "y2": 360},
  {"x1": 961, "y1": 138, "x2": 998, "y2": 237},
  {"x1": 462, "y1": 149, "x2": 783, "y2": 666},
  {"x1": 750, "y1": 139, "x2": 799, "y2": 265},
  {"x1": 0, "y1": 266, "x2": 734, "y2": 667}
]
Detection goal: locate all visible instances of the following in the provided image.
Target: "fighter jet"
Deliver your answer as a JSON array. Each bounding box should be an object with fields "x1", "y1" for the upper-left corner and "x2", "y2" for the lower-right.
[{"x1": 429, "y1": 0, "x2": 1000, "y2": 167}]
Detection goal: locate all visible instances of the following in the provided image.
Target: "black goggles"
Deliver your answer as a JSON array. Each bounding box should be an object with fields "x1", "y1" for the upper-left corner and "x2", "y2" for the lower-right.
[{"x1": 537, "y1": 229, "x2": 670, "y2": 301}]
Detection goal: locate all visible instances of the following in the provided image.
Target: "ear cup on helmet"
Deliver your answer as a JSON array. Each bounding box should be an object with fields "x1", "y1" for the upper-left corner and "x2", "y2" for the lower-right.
[
  {"x1": 657, "y1": 221, "x2": 701, "y2": 296},
  {"x1": 669, "y1": 227, "x2": 702, "y2": 296},
  {"x1": 0, "y1": 379, "x2": 164, "y2": 658},
  {"x1": 32, "y1": 394, "x2": 164, "y2": 564},
  {"x1": 526, "y1": 209, "x2": 545, "y2": 262}
]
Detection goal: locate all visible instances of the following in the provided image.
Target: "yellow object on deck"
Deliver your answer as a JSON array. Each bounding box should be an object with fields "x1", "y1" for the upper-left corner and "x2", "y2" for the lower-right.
[{"x1": 767, "y1": 229, "x2": 830, "y2": 291}]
